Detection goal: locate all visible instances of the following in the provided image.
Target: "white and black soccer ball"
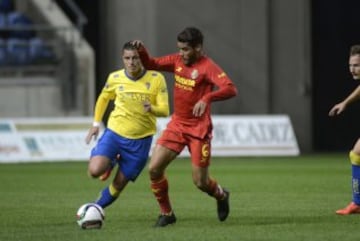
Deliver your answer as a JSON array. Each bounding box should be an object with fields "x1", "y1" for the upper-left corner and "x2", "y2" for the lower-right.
[{"x1": 76, "y1": 203, "x2": 105, "y2": 229}]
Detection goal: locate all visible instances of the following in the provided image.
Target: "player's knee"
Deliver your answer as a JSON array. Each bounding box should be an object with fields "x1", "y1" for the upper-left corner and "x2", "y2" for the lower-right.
[
  {"x1": 88, "y1": 166, "x2": 100, "y2": 178},
  {"x1": 148, "y1": 165, "x2": 163, "y2": 179},
  {"x1": 88, "y1": 158, "x2": 106, "y2": 178},
  {"x1": 350, "y1": 151, "x2": 360, "y2": 166}
]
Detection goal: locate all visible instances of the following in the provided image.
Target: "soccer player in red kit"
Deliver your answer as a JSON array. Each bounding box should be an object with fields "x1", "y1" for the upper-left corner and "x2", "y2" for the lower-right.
[{"x1": 133, "y1": 27, "x2": 238, "y2": 227}]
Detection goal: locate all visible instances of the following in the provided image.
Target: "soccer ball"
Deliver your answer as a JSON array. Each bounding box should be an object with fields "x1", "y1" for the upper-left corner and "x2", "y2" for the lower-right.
[{"x1": 76, "y1": 203, "x2": 105, "y2": 229}]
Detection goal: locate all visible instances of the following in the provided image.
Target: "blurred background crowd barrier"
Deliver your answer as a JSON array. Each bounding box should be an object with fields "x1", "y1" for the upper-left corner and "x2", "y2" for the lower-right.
[{"x1": 0, "y1": 0, "x2": 94, "y2": 117}]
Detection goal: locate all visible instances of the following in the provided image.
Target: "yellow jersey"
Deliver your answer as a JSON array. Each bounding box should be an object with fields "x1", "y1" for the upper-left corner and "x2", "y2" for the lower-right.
[{"x1": 93, "y1": 69, "x2": 169, "y2": 139}]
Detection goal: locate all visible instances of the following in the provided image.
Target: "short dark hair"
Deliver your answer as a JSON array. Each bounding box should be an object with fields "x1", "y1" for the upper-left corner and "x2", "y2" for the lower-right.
[
  {"x1": 177, "y1": 27, "x2": 203, "y2": 47},
  {"x1": 123, "y1": 41, "x2": 137, "y2": 51},
  {"x1": 350, "y1": 45, "x2": 360, "y2": 56}
]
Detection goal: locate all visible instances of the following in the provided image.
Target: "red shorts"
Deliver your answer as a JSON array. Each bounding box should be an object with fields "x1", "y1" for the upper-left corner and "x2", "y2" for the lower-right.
[{"x1": 157, "y1": 128, "x2": 212, "y2": 167}]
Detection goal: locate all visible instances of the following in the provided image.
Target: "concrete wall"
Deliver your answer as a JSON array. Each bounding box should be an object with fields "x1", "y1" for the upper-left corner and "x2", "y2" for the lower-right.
[
  {"x1": 0, "y1": 77, "x2": 62, "y2": 117},
  {"x1": 98, "y1": 0, "x2": 312, "y2": 152}
]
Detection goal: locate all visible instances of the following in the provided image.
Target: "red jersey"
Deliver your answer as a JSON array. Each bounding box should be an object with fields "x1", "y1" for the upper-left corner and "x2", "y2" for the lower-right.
[{"x1": 139, "y1": 48, "x2": 237, "y2": 138}]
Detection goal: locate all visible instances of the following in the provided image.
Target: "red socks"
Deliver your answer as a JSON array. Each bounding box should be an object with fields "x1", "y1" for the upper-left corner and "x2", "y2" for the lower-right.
[{"x1": 151, "y1": 175, "x2": 172, "y2": 214}]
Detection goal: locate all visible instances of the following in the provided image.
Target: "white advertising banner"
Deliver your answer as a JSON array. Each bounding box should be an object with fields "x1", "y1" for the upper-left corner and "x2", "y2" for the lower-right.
[
  {"x1": 0, "y1": 117, "x2": 96, "y2": 163},
  {"x1": 155, "y1": 115, "x2": 299, "y2": 157},
  {"x1": 0, "y1": 115, "x2": 299, "y2": 163}
]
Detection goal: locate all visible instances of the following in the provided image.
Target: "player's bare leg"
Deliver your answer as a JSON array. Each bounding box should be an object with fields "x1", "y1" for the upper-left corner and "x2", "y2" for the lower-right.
[
  {"x1": 192, "y1": 165, "x2": 230, "y2": 221},
  {"x1": 96, "y1": 170, "x2": 129, "y2": 208},
  {"x1": 88, "y1": 156, "x2": 111, "y2": 178},
  {"x1": 99, "y1": 154, "x2": 120, "y2": 181}
]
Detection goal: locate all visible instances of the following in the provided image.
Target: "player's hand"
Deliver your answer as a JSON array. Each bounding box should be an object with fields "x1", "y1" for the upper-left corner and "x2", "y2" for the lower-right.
[
  {"x1": 131, "y1": 40, "x2": 144, "y2": 49},
  {"x1": 143, "y1": 100, "x2": 151, "y2": 113},
  {"x1": 193, "y1": 100, "x2": 207, "y2": 117},
  {"x1": 329, "y1": 102, "x2": 346, "y2": 116},
  {"x1": 85, "y1": 127, "x2": 100, "y2": 144}
]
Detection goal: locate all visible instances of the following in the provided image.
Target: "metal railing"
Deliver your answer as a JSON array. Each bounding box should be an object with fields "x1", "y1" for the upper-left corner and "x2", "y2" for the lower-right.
[{"x1": 62, "y1": 0, "x2": 88, "y2": 35}]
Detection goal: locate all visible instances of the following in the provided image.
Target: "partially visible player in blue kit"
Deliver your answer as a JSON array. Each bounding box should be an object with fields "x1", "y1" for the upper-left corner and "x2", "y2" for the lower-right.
[{"x1": 329, "y1": 44, "x2": 360, "y2": 215}]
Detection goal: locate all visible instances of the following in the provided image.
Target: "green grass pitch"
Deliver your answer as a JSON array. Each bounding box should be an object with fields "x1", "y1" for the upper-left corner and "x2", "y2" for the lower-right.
[{"x1": 0, "y1": 153, "x2": 359, "y2": 241}]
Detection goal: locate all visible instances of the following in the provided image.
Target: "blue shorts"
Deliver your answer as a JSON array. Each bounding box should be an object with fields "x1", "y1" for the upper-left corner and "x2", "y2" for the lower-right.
[{"x1": 90, "y1": 128, "x2": 153, "y2": 181}]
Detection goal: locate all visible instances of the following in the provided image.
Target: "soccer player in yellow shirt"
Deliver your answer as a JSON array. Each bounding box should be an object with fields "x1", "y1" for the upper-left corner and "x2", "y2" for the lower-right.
[
  {"x1": 329, "y1": 44, "x2": 360, "y2": 215},
  {"x1": 84, "y1": 41, "x2": 169, "y2": 209}
]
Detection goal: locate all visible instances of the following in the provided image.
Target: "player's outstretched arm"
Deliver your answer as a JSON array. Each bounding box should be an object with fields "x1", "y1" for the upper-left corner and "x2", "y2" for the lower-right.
[
  {"x1": 329, "y1": 85, "x2": 360, "y2": 116},
  {"x1": 329, "y1": 102, "x2": 347, "y2": 116}
]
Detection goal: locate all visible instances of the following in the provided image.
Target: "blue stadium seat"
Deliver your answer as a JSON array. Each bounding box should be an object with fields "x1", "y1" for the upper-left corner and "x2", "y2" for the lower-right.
[
  {"x1": 29, "y1": 37, "x2": 55, "y2": 63},
  {"x1": 7, "y1": 11, "x2": 35, "y2": 39},
  {"x1": 7, "y1": 37, "x2": 29, "y2": 65}
]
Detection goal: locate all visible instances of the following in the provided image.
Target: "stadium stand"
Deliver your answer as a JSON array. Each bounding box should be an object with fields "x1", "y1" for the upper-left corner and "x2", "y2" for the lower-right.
[
  {"x1": 0, "y1": 0, "x2": 94, "y2": 117},
  {"x1": 7, "y1": 11, "x2": 36, "y2": 39},
  {"x1": 0, "y1": 37, "x2": 5, "y2": 65},
  {"x1": 6, "y1": 37, "x2": 29, "y2": 65},
  {"x1": 0, "y1": 0, "x2": 14, "y2": 13},
  {"x1": 28, "y1": 36, "x2": 55, "y2": 64},
  {"x1": 0, "y1": 7, "x2": 55, "y2": 66},
  {"x1": 0, "y1": 13, "x2": 7, "y2": 38}
]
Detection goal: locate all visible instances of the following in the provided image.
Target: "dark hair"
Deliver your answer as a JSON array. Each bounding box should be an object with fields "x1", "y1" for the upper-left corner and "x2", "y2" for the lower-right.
[
  {"x1": 123, "y1": 41, "x2": 137, "y2": 51},
  {"x1": 177, "y1": 27, "x2": 203, "y2": 47},
  {"x1": 350, "y1": 45, "x2": 360, "y2": 56}
]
